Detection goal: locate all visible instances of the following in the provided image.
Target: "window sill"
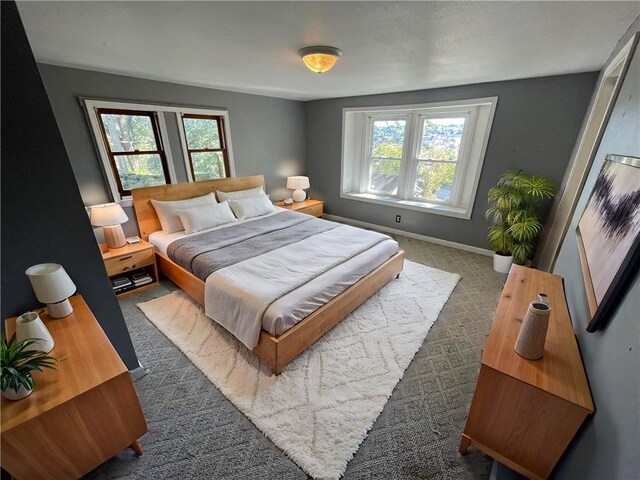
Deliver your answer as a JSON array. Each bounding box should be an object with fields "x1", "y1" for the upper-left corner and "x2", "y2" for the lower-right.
[{"x1": 340, "y1": 192, "x2": 472, "y2": 219}]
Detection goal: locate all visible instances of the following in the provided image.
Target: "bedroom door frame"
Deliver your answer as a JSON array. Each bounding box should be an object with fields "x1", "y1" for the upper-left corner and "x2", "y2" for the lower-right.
[{"x1": 537, "y1": 33, "x2": 639, "y2": 272}]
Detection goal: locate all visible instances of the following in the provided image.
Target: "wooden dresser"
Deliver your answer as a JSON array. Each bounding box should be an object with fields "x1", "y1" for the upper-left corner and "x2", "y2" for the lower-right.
[
  {"x1": 2, "y1": 296, "x2": 147, "y2": 479},
  {"x1": 459, "y1": 265, "x2": 594, "y2": 480}
]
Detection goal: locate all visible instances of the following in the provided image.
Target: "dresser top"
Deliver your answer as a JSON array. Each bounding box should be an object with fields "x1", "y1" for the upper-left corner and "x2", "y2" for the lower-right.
[
  {"x1": 482, "y1": 265, "x2": 594, "y2": 411},
  {"x1": 2, "y1": 295, "x2": 127, "y2": 431}
]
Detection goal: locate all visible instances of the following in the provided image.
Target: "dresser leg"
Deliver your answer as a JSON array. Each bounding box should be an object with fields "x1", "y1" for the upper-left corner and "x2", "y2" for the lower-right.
[
  {"x1": 130, "y1": 440, "x2": 143, "y2": 456},
  {"x1": 459, "y1": 434, "x2": 471, "y2": 454}
]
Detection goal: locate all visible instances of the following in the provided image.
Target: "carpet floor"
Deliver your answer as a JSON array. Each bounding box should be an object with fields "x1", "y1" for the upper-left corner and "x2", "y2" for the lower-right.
[
  {"x1": 84, "y1": 235, "x2": 502, "y2": 479},
  {"x1": 137, "y1": 261, "x2": 459, "y2": 479}
]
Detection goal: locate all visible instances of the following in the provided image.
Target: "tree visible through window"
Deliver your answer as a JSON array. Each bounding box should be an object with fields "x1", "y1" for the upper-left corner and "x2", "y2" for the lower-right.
[
  {"x1": 96, "y1": 109, "x2": 171, "y2": 196},
  {"x1": 181, "y1": 114, "x2": 230, "y2": 181},
  {"x1": 414, "y1": 118, "x2": 465, "y2": 202}
]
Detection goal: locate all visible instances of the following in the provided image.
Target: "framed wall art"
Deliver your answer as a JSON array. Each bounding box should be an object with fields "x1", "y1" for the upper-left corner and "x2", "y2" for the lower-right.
[{"x1": 576, "y1": 154, "x2": 640, "y2": 332}]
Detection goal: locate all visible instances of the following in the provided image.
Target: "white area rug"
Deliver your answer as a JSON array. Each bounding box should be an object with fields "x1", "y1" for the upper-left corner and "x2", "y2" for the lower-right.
[{"x1": 138, "y1": 260, "x2": 460, "y2": 479}]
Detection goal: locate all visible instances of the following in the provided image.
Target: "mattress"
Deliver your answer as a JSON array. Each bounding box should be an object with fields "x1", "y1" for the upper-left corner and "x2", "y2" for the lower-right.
[{"x1": 148, "y1": 210, "x2": 399, "y2": 344}]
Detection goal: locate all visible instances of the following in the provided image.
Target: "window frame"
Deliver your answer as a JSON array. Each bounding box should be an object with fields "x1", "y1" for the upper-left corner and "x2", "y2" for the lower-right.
[
  {"x1": 341, "y1": 97, "x2": 498, "y2": 220},
  {"x1": 179, "y1": 113, "x2": 231, "y2": 182},
  {"x1": 83, "y1": 99, "x2": 235, "y2": 206},
  {"x1": 95, "y1": 107, "x2": 172, "y2": 198}
]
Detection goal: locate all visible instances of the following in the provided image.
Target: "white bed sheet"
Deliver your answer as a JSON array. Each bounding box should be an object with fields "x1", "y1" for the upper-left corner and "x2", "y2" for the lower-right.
[{"x1": 148, "y1": 210, "x2": 400, "y2": 340}]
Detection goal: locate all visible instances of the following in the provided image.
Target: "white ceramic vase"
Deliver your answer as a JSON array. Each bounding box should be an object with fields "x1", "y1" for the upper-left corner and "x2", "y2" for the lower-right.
[
  {"x1": 493, "y1": 253, "x2": 513, "y2": 274},
  {"x1": 2, "y1": 381, "x2": 33, "y2": 401},
  {"x1": 16, "y1": 311, "x2": 55, "y2": 353}
]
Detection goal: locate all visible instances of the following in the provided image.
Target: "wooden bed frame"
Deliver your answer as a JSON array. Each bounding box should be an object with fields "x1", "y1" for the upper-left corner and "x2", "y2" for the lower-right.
[{"x1": 131, "y1": 175, "x2": 404, "y2": 374}]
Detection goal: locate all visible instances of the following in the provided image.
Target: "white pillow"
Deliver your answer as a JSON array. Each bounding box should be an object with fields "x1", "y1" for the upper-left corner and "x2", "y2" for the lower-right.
[
  {"x1": 228, "y1": 194, "x2": 276, "y2": 220},
  {"x1": 216, "y1": 186, "x2": 264, "y2": 203},
  {"x1": 176, "y1": 201, "x2": 237, "y2": 234},
  {"x1": 151, "y1": 193, "x2": 217, "y2": 233}
]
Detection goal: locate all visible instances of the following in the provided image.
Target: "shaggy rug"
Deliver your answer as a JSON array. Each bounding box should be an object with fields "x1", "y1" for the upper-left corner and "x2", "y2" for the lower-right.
[{"x1": 137, "y1": 260, "x2": 460, "y2": 479}]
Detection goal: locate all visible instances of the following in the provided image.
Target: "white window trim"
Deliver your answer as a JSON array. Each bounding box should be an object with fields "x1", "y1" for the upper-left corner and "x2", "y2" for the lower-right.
[
  {"x1": 341, "y1": 97, "x2": 498, "y2": 220},
  {"x1": 83, "y1": 99, "x2": 235, "y2": 206}
]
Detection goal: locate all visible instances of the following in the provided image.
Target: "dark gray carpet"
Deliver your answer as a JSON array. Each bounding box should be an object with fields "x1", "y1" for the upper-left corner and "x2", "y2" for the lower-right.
[{"x1": 85, "y1": 235, "x2": 500, "y2": 479}]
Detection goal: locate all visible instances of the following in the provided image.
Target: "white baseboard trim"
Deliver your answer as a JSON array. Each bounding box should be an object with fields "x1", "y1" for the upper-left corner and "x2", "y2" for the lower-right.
[
  {"x1": 323, "y1": 213, "x2": 493, "y2": 257},
  {"x1": 130, "y1": 363, "x2": 148, "y2": 381}
]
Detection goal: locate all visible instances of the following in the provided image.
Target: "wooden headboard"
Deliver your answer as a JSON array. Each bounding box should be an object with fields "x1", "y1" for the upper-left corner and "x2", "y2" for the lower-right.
[{"x1": 131, "y1": 175, "x2": 266, "y2": 240}]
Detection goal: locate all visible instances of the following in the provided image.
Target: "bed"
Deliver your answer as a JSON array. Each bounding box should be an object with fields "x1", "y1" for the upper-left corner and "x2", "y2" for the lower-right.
[{"x1": 132, "y1": 175, "x2": 405, "y2": 374}]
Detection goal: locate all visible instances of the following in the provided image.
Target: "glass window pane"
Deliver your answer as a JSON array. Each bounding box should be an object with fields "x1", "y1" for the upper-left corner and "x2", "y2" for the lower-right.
[
  {"x1": 100, "y1": 113, "x2": 157, "y2": 152},
  {"x1": 419, "y1": 118, "x2": 465, "y2": 161},
  {"x1": 369, "y1": 158, "x2": 400, "y2": 195},
  {"x1": 114, "y1": 154, "x2": 166, "y2": 191},
  {"x1": 183, "y1": 117, "x2": 221, "y2": 150},
  {"x1": 192, "y1": 152, "x2": 226, "y2": 181},
  {"x1": 371, "y1": 120, "x2": 405, "y2": 158},
  {"x1": 414, "y1": 161, "x2": 456, "y2": 202}
]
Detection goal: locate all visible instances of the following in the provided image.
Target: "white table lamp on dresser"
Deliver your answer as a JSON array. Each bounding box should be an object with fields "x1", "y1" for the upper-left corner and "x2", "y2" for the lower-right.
[
  {"x1": 25, "y1": 263, "x2": 77, "y2": 318},
  {"x1": 287, "y1": 176, "x2": 310, "y2": 202},
  {"x1": 90, "y1": 203, "x2": 129, "y2": 249}
]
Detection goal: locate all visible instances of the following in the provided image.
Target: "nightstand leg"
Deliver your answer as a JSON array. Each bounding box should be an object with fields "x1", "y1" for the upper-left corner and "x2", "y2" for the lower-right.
[
  {"x1": 459, "y1": 434, "x2": 471, "y2": 454},
  {"x1": 130, "y1": 440, "x2": 143, "y2": 456}
]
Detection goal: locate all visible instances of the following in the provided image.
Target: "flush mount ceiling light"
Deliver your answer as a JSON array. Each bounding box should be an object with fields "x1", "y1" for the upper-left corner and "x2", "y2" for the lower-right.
[{"x1": 298, "y1": 46, "x2": 342, "y2": 74}]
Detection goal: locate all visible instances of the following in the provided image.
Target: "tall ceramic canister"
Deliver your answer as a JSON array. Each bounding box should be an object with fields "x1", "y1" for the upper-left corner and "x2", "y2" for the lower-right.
[{"x1": 514, "y1": 293, "x2": 551, "y2": 360}]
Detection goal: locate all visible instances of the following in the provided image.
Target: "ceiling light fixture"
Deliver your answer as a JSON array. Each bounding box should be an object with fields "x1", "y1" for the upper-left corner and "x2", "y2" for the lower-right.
[{"x1": 298, "y1": 46, "x2": 342, "y2": 74}]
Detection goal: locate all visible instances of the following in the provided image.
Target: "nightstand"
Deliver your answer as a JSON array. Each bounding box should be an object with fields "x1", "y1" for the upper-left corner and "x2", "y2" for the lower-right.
[
  {"x1": 275, "y1": 199, "x2": 323, "y2": 217},
  {"x1": 101, "y1": 239, "x2": 159, "y2": 298}
]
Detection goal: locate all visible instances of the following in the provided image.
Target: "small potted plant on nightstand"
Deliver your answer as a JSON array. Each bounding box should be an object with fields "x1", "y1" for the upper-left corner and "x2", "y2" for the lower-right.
[
  {"x1": 1, "y1": 335, "x2": 57, "y2": 400},
  {"x1": 486, "y1": 170, "x2": 556, "y2": 273}
]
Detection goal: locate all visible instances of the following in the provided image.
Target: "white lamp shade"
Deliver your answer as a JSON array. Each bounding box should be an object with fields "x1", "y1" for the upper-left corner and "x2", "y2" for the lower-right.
[
  {"x1": 90, "y1": 203, "x2": 128, "y2": 226},
  {"x1": 287, "y1": 176, "x2": 310, "y2": 190},
  {"x1": 25, "y1": 264, "x2": 76, "y2": 304}
]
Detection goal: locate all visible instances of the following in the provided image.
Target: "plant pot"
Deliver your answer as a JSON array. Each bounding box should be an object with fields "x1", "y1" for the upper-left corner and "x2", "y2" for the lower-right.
[
  {"x1": 493, "y1": 253, "x2": 513, "y2": 273},
  {"x1": 2, "y1": 383, "x2": 33, "y2": 401}
]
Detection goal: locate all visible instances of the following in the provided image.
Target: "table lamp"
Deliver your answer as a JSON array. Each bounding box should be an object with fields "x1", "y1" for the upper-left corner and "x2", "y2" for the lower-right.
[
  {"x1": 287, "y1": 176, "x2": 310, "y2": 202},
  {"x1": 25, "y1": 263, "x2": 77, "y2": 318},
  {"x1": 90, "y1": 203, "x2": 129, "y2": 249}
]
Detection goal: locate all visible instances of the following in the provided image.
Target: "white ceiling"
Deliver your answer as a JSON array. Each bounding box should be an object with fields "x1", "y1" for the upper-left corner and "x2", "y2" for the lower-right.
[{"x1": 17, "y1": 1, "x2": 640, "y2": 101}]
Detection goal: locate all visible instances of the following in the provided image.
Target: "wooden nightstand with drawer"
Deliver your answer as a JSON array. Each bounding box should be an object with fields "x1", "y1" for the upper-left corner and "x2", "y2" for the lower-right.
[
  {"x1": 101, "y1": 239, "x2": 159, "y2": 298},
  {"x1": 275, "y1": 199, "x2": 323, "y2": 217}
]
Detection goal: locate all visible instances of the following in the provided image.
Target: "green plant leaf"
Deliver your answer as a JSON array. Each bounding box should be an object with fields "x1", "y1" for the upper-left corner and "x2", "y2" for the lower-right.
[
  {"x1": 512, "y1": 242, "x2": 535, "y2": 264},
  {"x1": 507, "y1": 217, "x2": 542, "y2": 242},
  {"x1": 487, "y1": 225, "x2": 513, "y2": 255}
]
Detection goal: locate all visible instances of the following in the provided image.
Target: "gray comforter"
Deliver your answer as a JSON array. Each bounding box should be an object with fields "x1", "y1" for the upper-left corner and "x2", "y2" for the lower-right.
[{"x1": 166, "y1": 210, "x2": 338, "y2": 280}]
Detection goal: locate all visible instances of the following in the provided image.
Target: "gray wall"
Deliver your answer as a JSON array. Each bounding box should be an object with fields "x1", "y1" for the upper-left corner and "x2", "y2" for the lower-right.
[
  {"x1": 551, "y1": 25, "x2": 640, "y2": 480},
  {"x1": 37, "y1": 64, "x2": 306, "y2": 238},
  {"x1": 2, "y1": 2, "x2": 139, "y2": 370},
  {"x1": 304, "y1": 73, "x2": 597, "y2": 250}
]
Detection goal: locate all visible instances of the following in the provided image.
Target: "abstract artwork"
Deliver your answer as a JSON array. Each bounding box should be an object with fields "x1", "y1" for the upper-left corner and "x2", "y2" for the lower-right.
[{"x1": 576, "y1": 154, "x2": 640, "y2": 332}]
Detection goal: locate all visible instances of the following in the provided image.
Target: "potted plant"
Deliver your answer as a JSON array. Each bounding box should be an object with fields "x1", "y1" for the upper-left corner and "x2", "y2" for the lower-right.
[
  {"x1": 1, "y1": 334, "x2": 57, "y2": 401},
  {"x1": 486, "y1": 170, "x2": 556, "y2": 273}
]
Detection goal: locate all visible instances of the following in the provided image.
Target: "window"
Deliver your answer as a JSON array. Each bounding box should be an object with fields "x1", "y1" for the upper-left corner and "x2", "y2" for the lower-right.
[
  {"x1": 180, "y1": 114, "x2": 230, "y2": 181},
  {"x1": 84, "y1": 99, "x2": 235, "y2": 205},
  {"x1": 341, "y1": 98, "x2": 497, "y2": 219},
  {"x1": 96, "y1": 109, "x2": 171, "y2": 197}
]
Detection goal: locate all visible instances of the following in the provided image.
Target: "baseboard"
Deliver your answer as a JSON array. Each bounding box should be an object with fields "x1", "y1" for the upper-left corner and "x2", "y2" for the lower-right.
[
  {"x1": 129, "y1": 363, "x2": 148, "y2": 381},
  {"x1": 323, "y1": 213, "x2": 493, "y2": 257}
]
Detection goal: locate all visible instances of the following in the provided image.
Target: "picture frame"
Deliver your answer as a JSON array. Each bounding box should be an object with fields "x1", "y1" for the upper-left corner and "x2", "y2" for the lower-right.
[{"x1": 576, "y1": 154, "x2": 640, "y2": 332}]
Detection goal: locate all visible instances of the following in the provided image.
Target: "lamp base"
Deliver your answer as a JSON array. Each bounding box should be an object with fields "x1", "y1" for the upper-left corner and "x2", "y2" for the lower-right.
[
  {"x1": 104, "y1": 224, "x2": 126, "y2": 249},
  {"x1": 47, "y1": 298, "x2": 73, "y2": 318},
  {"x1": 293, "y1": 189, "x2": 307, "y2": 202}
]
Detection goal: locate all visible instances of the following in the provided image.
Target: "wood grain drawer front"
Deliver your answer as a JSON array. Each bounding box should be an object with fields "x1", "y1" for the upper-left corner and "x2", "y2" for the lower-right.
[
  {"x1": 105, "y1": 249, "x2": 154, "y2": 276},
  {"x1": 297, "y1": 204, "x2": 322, "y2": 217}
]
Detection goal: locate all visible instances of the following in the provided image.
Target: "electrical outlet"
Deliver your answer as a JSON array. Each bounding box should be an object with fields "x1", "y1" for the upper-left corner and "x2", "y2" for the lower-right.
[{"x1": 395, "y1": 215, "x2": 401, "y2": 223}]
